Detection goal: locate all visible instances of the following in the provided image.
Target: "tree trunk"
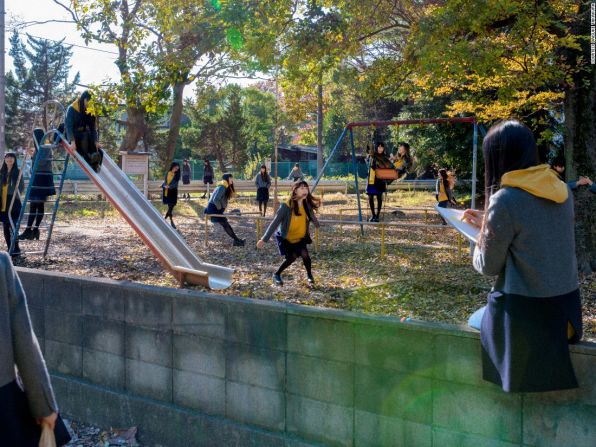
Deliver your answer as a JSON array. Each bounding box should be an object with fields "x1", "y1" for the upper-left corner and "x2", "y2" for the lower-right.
[
  {"x1": 564, "y1": 63, "x2": 596, "y2": 274},
  {"x1": 119, "y1": 107, "x2": 146, "y2": 152},
  {"x1": 164, "y1": 82, "x2": 187, "y2": 168},
  {"x1": 317, "y1": 82, "x2": 324, "y2": 176}
]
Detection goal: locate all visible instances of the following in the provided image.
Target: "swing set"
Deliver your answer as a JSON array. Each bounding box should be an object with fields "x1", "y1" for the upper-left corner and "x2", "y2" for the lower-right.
[{"x1": 310, "y1": 117, "x2": 480, "y2": 232}]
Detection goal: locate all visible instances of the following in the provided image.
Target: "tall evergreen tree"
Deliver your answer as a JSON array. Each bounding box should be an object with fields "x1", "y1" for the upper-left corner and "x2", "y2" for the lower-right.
[{"x1": 5, "y1": 31, "x2": 80, "y2": 149}]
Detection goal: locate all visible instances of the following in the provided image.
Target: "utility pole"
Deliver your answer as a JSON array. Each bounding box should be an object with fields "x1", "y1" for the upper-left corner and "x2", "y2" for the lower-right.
[{"x1": 0, "y1": 0, "x2": 5, "y2": 157}]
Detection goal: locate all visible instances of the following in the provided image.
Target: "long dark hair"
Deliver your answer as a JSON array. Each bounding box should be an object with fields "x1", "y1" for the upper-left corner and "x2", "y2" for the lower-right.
[
  {"x1": 439, "y1": 168, "x2": 449, "y2": 192},
  {"x1": 260, "y1": 165, "x2": 269, "y2": 182},
  {"x1": 482, "y1": 120, "x2": 538, "y2": 203},
  {"x1": 166, "y1": 162, "x2": 181, "y2": 183},
  {"x1": 479, "y1": 120, "x2": 538, "y2": 245},
  {"x1": 0, "y1": 153, "x2": 19, "y2": 186},
  {"x1": 289, "y1": 180, "x2": 320, "y2": 216},
  {"x1": 222, "y1": 173, "x2": 235, "y2": 199}
]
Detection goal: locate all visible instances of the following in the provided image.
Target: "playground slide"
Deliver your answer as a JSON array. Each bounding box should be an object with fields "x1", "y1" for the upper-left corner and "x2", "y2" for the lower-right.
[{"x1": 62, "y1": 143, "x2": 234, "y2": 289}]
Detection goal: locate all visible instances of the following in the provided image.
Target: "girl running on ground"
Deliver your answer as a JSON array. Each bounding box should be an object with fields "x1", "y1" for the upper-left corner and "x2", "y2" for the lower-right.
[
  {"x1": 255, "y1": 164, "x2": 271, "y2": 216},
  {"x1": 162, "y1": 162, "x2": 180, "y2": 229},
  {"x1": 257, "y1": 180, "x2": 320, "y2": 286},
  {"x1": 205, "y1": 173, "x2": 245, "y2": 246}
]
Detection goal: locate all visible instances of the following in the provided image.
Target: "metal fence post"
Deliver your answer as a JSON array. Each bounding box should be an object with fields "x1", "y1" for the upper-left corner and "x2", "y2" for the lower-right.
[
  {"x1": 380, "y1": 223, "x2": 386, "y2": 258},
  {"x1": 204, "y1": 215, "x2": 209, "y2": 248}
]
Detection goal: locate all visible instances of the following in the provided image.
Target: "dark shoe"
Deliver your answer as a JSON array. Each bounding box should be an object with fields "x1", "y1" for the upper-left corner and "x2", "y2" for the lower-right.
[
  {"x1": 273, "y1": 273, "x2": 283, "y2": 286},
  {"x1": 33, "y1": 228, "x2": 40, "y2": 240},
  {"x1": 368, "y1": 216, "x2": 375, "y2": 222},
  {"x1": 18, "y1": 228, "x2": 33, "y2": 240},
  {"x1": 233, "y1": 238, "x2": 245, "y2": 247},
  {"x1": 307, "y1": 274, "x2": 315, "y2": 285},
  {"x1": 11, "y1": 244, "x2": 21, "y2": 257},
  {"x1": 170, "y1": 222, "x2": 177, "y2": 229}
]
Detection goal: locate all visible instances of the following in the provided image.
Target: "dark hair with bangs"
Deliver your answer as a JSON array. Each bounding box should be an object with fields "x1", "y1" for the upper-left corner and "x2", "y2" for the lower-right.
[{"x1": 289, "y1": 180, "x2": 320, "y2": 216}]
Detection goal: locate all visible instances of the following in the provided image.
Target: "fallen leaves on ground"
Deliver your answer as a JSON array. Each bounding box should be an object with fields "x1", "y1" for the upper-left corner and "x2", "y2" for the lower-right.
[{"x1": 13, "y1": 192, "x2": 595, "y2": 341}]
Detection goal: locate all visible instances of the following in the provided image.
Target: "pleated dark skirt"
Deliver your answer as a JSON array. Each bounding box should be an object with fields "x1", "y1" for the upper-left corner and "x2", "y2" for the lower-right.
[
  {"x1": 29, "y1": 170, "x2": 56, "y2": 201},
  {"x1": 480, "y1": 289, "x2": 582, "y2": 392},
  {"x1": 256, "y1": 187, "x2": 269, "y2": 203}
]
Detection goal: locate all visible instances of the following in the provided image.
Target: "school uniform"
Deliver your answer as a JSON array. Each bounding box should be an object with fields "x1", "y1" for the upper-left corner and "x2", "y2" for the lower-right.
[
  {"x1": 0, "y1": 252, "x2": 71, "y2": 446},
  {"x1": 435, "y1": 177, "x2": 453, "y2": 208},
  {"x1": 366, "y1": 154, "x2": 392, "y2": 195},
  {"x1": 162, "y1": 170, "x2": 180, "y2": 206},
  {"x1": 473, "y1": 164, "x2": 582, "y2": 392},
  {"x1": 29, "y1": 146, "x2": 56, "y2": 201},
  {"x1": 0, "y1": 169, "x2": 24, "y2": 252},
  {"x1": 262, "y1": 200, "x2": 320, "y2": 256},
  {"x1": 205, "y1": 181, "x2": 230, "y2": 222},
  {"x1": 255, "y1": 173, "x2": 271, "y2": 203}
]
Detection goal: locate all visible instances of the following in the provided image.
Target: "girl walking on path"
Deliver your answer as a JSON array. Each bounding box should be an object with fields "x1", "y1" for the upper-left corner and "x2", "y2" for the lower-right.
[
  {"x1": 463, "y1": 120, "x2": 582, "y2": 392},
  {"x1": 205, "y1": 173, "x2": 245, "y2": 246},
  {"x1": 162, "y1": 162, "x2": 180, "y2": 229},
  {"x1": 257, "y1": 180, "x2": 320, "y2": 286},
  {"x1": 181, "y1": 159, "x2": 192, "y2": 200},
  {"x1": 0, "y1": 252, "x2": 71, "y2": 446},
  {"x1": 255, "y1": 164, "x2": 271, "y2": 216},
  {"x1": 366, "y1": 142, "x2": 393, "y2": 222},
  {"x1": 19, "y1": 144, "x2": 56, "y2": 241},
  {"x1": 201, "y1": 159, "x2": 214, "y2": 198},
  {"x1": 0, "y1": 153, "x2": 24, "y2": 256}
]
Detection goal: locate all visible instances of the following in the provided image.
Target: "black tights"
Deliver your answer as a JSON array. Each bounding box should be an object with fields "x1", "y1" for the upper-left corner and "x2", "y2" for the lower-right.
[
  {"x1": 258, "y1": 201, "x2": 268, "y2": 216},
  {"x1": 368, "y1": 193, "x2": 383, "y2": 218},
  {"x1": 26, "y1": 202, "x2": 45, "y2": 229},
  {"x1": 165, "y1": 204, "x2": 175, "y2": 220},
  {"x1": 3, "y1": 222, "x2": 18, "y2": 251},
  {"x1": 218, "y1": 220, "x2": 241, "y2": 241},
  {"x1": 276, "y1": 248, "x2": 312, "y2": 276}
]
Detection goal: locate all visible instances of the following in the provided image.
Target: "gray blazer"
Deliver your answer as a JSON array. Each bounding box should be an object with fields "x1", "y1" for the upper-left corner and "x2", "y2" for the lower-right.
[
  {"x1": 261, "y1": 201, "x2": 320, "y2": 242},
  {"x1": 0, "y1": 252, "x2": 57, "y2": 418},
  {"x1": 473, "y1": 187, "x2": 578, "y2": 297},
  {"x1": 208, "y1": 184, "x2": 229, "y2": 211}
]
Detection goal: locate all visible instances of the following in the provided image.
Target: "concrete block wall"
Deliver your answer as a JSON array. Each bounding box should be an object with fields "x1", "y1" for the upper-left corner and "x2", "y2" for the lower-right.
[{"x1": 16, "y1": 267, "x2": 596, "y2": 447}]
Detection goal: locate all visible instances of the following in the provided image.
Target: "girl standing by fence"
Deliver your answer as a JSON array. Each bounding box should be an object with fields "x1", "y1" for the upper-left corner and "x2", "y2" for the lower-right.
[
  {"x1": 255, "y1": 164, "x2": 271, "y2": 216},
  {"x1": 257, "y1": 181, "x2": 320, "y2": 286}
]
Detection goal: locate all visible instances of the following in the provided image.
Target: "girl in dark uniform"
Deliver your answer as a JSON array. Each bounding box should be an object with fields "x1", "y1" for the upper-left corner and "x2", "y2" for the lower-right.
[
  {"x1": 254, "y1": 165, "x2": 271, "y2": 216},
  {"x1": 257, "y1": 181, "x2": 320, "y2": 286},
  {"x1": 162, "y1": 162, "x2": 180, "y2": 228},
  {"x1": 366, "y1": 142, "x2": 393, "y2": 222},
  {"x1": 19, "y1": 144, "x2": 56, "y2": 241},
  {"x1": 463, "y1": 120, "x2": 582, "y2": 392},
  {"x1": 0, "y1": 153, "x2": 24, "y2": 256}
]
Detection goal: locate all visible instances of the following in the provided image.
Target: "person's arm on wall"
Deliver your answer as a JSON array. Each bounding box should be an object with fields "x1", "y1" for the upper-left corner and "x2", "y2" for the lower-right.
[{"x1": 3, "y1": 253, "x2": 58, "y2": 419}]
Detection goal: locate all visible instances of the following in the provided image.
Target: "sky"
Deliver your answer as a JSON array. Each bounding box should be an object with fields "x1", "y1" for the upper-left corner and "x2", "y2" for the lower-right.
[{"x1": 6, "y1": 0, "x2": 121, "y2": 87}]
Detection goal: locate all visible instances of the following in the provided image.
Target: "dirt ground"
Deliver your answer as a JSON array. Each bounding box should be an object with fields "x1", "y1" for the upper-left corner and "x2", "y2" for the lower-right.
[{"x1": 13, "y1": 191, "x2": 595, "y2": 341}]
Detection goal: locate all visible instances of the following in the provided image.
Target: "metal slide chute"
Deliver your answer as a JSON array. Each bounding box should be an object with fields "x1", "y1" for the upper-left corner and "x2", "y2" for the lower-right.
[{"x1": 57, "y1": 133, "x2": 233, "y2": 290}]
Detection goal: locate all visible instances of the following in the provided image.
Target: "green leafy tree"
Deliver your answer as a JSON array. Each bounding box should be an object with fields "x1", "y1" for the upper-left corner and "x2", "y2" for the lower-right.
[{"x1": 5, "y1": 31, "x2": 79, "y2": 149}]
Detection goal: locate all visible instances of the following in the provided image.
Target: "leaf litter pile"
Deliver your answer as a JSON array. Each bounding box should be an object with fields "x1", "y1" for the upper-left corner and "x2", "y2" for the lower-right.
[{"x1": 14, "y1": 191, "x2": 595, "y2": 341}]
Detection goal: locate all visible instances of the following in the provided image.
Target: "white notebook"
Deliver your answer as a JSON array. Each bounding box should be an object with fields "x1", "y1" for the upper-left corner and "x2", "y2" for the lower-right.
[{"x1": 434, "y1": 205, "x2": 480, "y2": 243}]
